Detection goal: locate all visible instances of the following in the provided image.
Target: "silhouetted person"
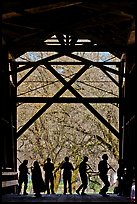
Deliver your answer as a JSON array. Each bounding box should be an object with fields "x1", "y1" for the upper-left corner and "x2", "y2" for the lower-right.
[
  {"x1": 117, "y1": 159, "x2": 125, "y2": 196},
  {"x1": 31, "y1": 161, "x2": 45, "y2": 197},
  {"x1": 98, "y1": 154, "x2": 111, "y2": 197},
  {"x1": 18, "y1": 160, "x2": 29, "y2": 195},
  {"x1": 76, "y1": 156, "x2": 89, "y2": 195},
  {"x1": 43, "y1": 158, "x2": 55, "y2": 194},
  {"x1": 61, "y1": 157, "x2": 74, "y2": 194}
]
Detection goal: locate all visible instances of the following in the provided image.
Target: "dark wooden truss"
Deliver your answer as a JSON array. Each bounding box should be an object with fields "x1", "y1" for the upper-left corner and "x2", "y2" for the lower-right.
[
  {"x1": 3, "y1": 0, "x2": 134, "y2": 140},
  {"x1": 8, "y1": 41, "x2": 125, "y2": 139}
]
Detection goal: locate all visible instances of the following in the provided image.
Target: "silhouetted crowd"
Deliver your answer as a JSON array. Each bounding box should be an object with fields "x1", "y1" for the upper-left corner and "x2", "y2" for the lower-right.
[{"x1": 17, "y1": 154, "x2": 134, "y2": 198}]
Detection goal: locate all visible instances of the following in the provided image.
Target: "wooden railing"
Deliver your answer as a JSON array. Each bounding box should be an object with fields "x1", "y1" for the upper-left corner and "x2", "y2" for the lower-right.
[{"x1": 2, "y1": 169, "x2": 18, "y2": 193}]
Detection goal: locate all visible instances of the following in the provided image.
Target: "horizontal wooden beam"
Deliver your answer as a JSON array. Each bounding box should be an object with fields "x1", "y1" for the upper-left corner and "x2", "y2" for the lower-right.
[
  {"x1": 2, "y1": 172, "x2": 18, "y2": 176},
  {"x1": 2, "y1": 171, "x2": 18, "y2": 188},
  {"x1": 13, "y1": 44, "x2": 126, "y2": 52},
  {"x1": 12, "y1": 61, "x2": 120, "y2": 66},
  {"x1": 17, "y1": 97, "x2": 119, "y2": 104},
  {"x1": 2, "y1": 180, "x2": 18, "y2": 188},
  {"x1": 9, "y1": 61, "x2": 121, "y2": 75}
]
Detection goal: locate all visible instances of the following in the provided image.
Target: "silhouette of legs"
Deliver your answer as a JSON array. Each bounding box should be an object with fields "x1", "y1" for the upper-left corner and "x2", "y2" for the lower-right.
[
  {"x1": 50, "y1": 177, "x2": 55, "y2": 194},
  {"x1": 18, "y1": 179, "x2": 28, "y2": 195},
  {"x1": 45, "y1": 176, "x2": 55, "y2": 194},
  {"x1": 18, "y1": 180, "x2": 23, "y2": 195},
  {"x1": 76, "y1": 184, "x2": 83, "y2": 194},
  {"x1": 68, "y1": 177, "x2": 72, "y2": 194},
  {"x1": 63, "y1": 177, "x2": 67, "y2": 194},
  {"x1": 99, "y1": 174, "x2": 110, "y2": 195},
  {"x1": 76, "y1": 175, "x2": 88, "y2": 195},
  {"x1": 23, "y1": 180, "x2": 28, "y2": 195},
  {"x1": 63, "y1": 175, "x2": 72, "y2": 194}
]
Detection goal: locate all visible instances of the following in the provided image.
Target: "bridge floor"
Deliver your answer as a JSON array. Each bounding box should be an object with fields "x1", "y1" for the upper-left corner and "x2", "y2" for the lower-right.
[{"x1": 2, "y1": 193, "x2": 131, "y2": 202}]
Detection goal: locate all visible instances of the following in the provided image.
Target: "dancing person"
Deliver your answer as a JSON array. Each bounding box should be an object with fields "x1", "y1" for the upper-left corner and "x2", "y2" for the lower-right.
[{"x1": 76, "y1": 156, "x2": 89, "y2": 195}]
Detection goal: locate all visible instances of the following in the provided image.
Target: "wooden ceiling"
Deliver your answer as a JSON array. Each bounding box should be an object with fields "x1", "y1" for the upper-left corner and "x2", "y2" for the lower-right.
[{"x1": 2, "y1": 0, "x2": 135, "y2": 58}]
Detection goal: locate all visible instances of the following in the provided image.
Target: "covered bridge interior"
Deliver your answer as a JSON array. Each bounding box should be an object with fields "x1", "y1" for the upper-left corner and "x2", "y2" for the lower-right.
[{"x1": 1, "y1": 0, "x2": 135, "y2": 197}]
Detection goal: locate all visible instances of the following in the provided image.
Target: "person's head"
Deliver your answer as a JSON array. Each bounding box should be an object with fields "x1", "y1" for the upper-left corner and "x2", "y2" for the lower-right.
[
  {"x1": 65, "y1": 157, "x2": 69, "y2": 162},
  {"x1": 34, "y1": 161, "x2": 39, "y2": 167},
  {"x1": 102, "y1": 154, "x2": 108, "y2": 160},
  {"x1": 83, "y1": 156, "x2": 88, "y2": 162},
  {"x1": 47, "y1": 157, "x2": 51, "y2": 162},
  {"x1": 23, "y1": 160, "x2": 28, "y2": 165}
]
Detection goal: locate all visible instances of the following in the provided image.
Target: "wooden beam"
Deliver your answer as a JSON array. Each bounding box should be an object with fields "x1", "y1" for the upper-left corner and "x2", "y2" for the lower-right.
[
  {"x1": 2, "y1": 171, "x2": 18, "y2": 188},
  {"x1": 127, "y1": 30, "x2": 135, "y2": 45},
  {"x1": 12, "y1": 61, "x2": 120, "y2": 66},
  {"x1": 9, "y1": 53, "x2": 63, "y2": 75},
  {"x1": 12, "y1": 44, "x2": 126, "y2": 52},
  {"x1": 17, "y1": 97, "x2": 119, "y2": 104},
  {"x1": 24, "y1": 2, "x2": 82, "y2": 14},
  {"x1": 67, "y1": 53, "x2": 124, "y2": 77},
  {"x1": 17, "y1": 64, "x2": 90, "y2": 138},
  {"x1": 2, "y1": 172, "x2": 18, "y2": 176},
  {"x1": 2, "y1": 180, "x2": 18, "y2": 188},
  {"x1": 44, "y1": 63, "x2": 120, "y2": 138},
  {"x1": 16, "y1": 53, "x2": 65, "y2": 86},
  {"x1": 17, "y1": 65, "x2": 38, "y2": 87},
  {"x1": 9, "y1": 61, "x2": 120, "y2": 76}
]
